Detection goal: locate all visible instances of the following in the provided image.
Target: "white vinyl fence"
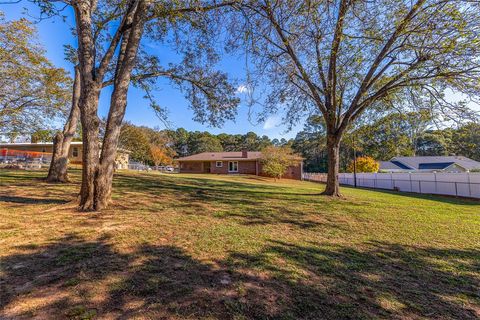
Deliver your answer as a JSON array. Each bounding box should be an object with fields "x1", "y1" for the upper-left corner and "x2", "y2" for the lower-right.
[{"x1": 303, "y1": 172, "x2": 480, "y2": 199}]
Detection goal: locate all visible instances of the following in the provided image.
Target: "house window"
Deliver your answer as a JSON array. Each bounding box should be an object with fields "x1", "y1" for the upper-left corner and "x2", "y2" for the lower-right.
[
  {"x1": 72, "y1": 147, "x2": 79, "y2": 157},
  {"x1": 228, "y1": 161, "x2": 238, "y2": 172},
  {"x1": 216, "y1": 161, "x2": 223, "y2": 168}
]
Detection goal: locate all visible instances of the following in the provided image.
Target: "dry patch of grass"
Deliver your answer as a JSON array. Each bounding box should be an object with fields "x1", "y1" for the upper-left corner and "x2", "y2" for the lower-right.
[{"x1": 0, "y1": 169, "x2": 479, "y2": 319}]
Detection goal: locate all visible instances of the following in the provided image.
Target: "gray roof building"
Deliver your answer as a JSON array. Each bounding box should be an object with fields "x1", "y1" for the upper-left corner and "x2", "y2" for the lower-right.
[{"x1": 379, "y1": 156, "x2": 480, "y2": 173}]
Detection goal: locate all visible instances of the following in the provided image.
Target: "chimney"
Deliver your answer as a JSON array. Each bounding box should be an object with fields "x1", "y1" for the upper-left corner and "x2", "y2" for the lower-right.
[{"x1": 242, "y1": 150, "x2": 248, "y2": 158}]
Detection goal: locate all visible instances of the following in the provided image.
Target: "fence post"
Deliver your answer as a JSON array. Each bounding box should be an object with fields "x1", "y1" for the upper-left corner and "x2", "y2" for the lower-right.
[
  {"x1": 455, "y1": 182, "x2": 458, "y2": 197},
  {"x1": 468, "y1": 172, "x2": 472, "y2": 197},
  {"x1": 434, "y1": 172, "x2": 437, "y2": 194}
]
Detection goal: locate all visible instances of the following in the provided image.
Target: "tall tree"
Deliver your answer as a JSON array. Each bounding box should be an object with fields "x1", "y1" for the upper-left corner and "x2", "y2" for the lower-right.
[
  {"x1": 150, "y1": 144, "x2": 175, "y2": 166},
  {"x1": 217, "y1": 133, "x2": 242, "y2": 151},
  {"x1": 188, "y1": 131, "x2": 223, "y2": 153},
  {"x1": 47, "y1": 66, "x2": 81, "y2": 182},
  {"x1": 119, "y1": 123, "x2": 152, "y2": 164},
  {"x1": 31, "y1": 129, "x2": 55, "y2": 143},
  {"x1": 119, "y1": 123, "x2": 176, "y2": 165},
  {"x1": 450, "y1": 123, "x2": 480, "y2": 161},
  {"x1": 0, "y1": 12, "x2": 71, "y2": 136},
  {"x1": 292, "y1": 115, "x2": 328, "y2": 172},
  {"x1": 232, "y1": 0, "x2": 480, "y2": 196},
  {"x1": 34, "y1": 0, "x2": 238, "y2": 210},
  {"x1": 353, "y1": 111, "x2": 432, "y2": 160},
  {"x1": 169, "y1": 128, "x2": 190, "y2": 157}
]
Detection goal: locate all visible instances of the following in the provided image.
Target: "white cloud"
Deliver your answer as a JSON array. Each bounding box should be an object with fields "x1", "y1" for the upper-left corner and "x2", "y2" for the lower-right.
[
  {"x1": 236, "y1": 84, "x2": 250, "y2": 94},
  {"x1": 263, "y1": 115, "x2": 281, "y2": 130}
]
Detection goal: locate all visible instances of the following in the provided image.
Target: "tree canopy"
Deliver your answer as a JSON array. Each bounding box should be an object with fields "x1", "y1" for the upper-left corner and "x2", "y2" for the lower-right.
[
  {"x1": 229, "y1": 0, "x2": 480, "y2": 195},
  {"x1": 0, "y1": 12, "x2": 71, "y2": 136},
  {"x1": 347, "y1": 156, "x2": 379, "y2": 173},
  {"x1": 260, "y1": 145, "x2": 299, "y2": 180}
]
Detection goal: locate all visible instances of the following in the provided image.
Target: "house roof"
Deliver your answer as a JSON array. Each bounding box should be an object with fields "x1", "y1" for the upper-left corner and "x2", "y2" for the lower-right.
[
  {"x1": 391, "y1": 160, "x2": 413, "y2": 170},
  {"x1": 177, "y1": 151, "x2": 303, "y2": 162},
  {"x1": 379, "y1": 161, "x2": 408, "y2": 170},
  {"x1": 177, "y1": 151, "x2": 263, "y2": 161},
  {"x1": 379, "y1": 156, "x2": 480, "y2": 171},
  {"x1": 392, "y1": 156, "x2": 480, "y2": 170}
]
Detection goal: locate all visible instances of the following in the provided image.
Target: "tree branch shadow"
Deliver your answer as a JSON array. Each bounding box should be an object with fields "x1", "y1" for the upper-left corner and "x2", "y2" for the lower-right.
[{"x1": 1, "y1": 236, "x2": 479, "y2": 319}]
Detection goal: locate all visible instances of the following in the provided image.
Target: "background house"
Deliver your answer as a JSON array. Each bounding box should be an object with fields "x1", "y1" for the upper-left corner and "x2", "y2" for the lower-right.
[
  {"x1": 0, "y1": 142, "x2": 130, "y2": 169},
  {"x1": 379, "y1": 156, "x2": 480, "y2": 173},
  {"x1": 177, "y1": 151, "x2": 303, "y2": 180}
]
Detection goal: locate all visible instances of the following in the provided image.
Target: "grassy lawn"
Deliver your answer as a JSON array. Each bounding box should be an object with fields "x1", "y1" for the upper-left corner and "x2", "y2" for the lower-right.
[{"x1": 0, "y1": 169, "x2": 479, "y2": 319}]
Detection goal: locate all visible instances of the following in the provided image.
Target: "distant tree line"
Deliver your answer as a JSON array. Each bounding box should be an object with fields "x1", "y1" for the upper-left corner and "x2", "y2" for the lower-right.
[
  {"x1": 117, "y1": 124, "x2": 291, "y2": 166},
  {"x1": 27, "y1": 114, "x2": 478, "y2": 171}
]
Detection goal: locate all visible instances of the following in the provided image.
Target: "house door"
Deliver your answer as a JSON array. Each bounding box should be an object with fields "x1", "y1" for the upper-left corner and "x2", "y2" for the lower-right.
[
  {"x1": 228, "y1": 161, "x2": 238, "y2": 173},
  {"x1": 203, "y1": 162, "x2": 211, "y2": 173}
]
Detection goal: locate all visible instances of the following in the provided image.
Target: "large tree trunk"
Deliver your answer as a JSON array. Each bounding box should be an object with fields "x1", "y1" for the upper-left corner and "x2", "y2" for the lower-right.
[
  {"x1": 94, "y1": 87, "x2": 129, "y2": 209},
  {"x1": 47, "y1": 66, "x2": 81, "y2": 183},
  {"x1": 322, "y1": 134, "x2": 342, "y2": 197},
  {"x1": 78, "y1": 85, "x2": 101, "y2": 211},
  {"x1": 91, "y1": 2, "x2": 146, "y2": 210},
  {"x1": 73, "y1": 1, "x2": 103, "y2": 211}
]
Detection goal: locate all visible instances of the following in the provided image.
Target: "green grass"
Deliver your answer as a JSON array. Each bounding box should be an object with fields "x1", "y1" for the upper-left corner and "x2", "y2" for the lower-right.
[{"x1": 0, "y1": 169, "x2": 479, "y2": 319}]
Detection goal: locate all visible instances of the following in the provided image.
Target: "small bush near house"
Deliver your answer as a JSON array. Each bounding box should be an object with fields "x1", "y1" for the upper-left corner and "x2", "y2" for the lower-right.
[
  {"x1": 347, "y1": 156, "x2": 379, "y2": 173},
  {"x1": 261, "y1": 146, "x2": 299, "y2": 180}
]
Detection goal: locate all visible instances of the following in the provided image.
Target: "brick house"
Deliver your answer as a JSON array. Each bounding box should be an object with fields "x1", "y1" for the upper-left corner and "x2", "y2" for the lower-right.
[{"x1": 177, "y1": 150, "x2": 303, "y2": 180}]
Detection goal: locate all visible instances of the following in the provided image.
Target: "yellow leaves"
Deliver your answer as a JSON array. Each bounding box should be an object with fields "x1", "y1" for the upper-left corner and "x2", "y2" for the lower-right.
[
  {"x1": 149, "y1": 144, "x2": 176, "y2": 166},
  {"x1": 347, "y1": 156, "x2": 379, "y2": 173}
]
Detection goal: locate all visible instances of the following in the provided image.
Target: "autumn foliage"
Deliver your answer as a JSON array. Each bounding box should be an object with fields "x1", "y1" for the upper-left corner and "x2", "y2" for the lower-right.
[
  {"x1": 150, "y1": 145, "x2": 175, "y2": 166},
  {"x1": 347, "y1": 156, "x2": 379, "y2": 173}
]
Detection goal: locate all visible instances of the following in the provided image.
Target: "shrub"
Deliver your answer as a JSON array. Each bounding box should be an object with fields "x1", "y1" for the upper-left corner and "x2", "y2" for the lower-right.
[
  {"x1": 261, "y1": 146, "x2": 300, "y2": 180},
  {"x1": 347, "y1": 156, "x2": 379, "y2": 173}
]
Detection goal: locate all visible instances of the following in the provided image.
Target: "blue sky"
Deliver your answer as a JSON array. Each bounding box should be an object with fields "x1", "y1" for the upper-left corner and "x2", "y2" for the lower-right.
[
  {"x1": 1, "y1": 2, "x2": 301, "y2": 139},
  {"x1": 2, "y1": 3, "x2": 477, "y2": 139}
]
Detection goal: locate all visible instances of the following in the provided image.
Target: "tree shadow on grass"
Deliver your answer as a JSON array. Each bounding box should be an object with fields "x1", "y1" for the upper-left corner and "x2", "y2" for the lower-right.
[
  {"x1": 0, "y1": 234, "x2": 129, "y2": 318},
  {"x1": 111, "y1": 174, "x2": 334, "y2": 230},
  {"x1": 0, "y1": 195, "x2": 69, "y2": 205},
  {"x1": 226, "y1": 240, "x2": 480, "y2": 319},
  {"x1": 113, "y1": 176, "x2": 340, "y2": 231},
  {"x1": 0, "y1": 235, "x2": 272, "y2": 319},
  {"x1": 114, "y1": 173, "x2": 321, "y2": 199},
  {"x1": 1, "y1": 235, "x2": 479, "y2": 319},
  {"x1": 341, "y1": 184, "x2": 480, "y2": 206}
]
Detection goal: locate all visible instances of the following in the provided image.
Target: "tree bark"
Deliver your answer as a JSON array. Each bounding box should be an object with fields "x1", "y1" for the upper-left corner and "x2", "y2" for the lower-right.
[
  {"x1": 322, "y1": 134, "x2": 342, "y2": 197},
  {"x1": 47, "y1": 66, "x2": 81, "y2": 183},
  {"x1": 78, "y1": 84, "x2": 101, "y2": 211},
  {"x1": 92, "y1": 1, "x2": 147, "y2": 210}
]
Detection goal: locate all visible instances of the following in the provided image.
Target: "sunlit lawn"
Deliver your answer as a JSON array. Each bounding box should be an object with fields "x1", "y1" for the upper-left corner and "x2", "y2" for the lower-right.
[{"x1": 0, "y1": 169, "x2": 479, "y2": 319}]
